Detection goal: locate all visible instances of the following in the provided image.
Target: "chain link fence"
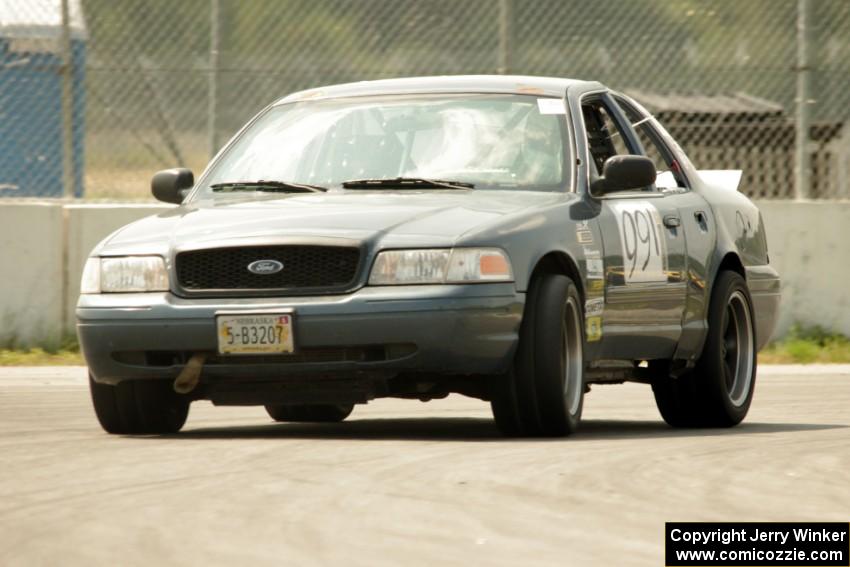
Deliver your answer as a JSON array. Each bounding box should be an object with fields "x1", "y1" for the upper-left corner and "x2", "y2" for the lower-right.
[{"x1": 2, "y1": 0, "x2": 849, "y2": 200}]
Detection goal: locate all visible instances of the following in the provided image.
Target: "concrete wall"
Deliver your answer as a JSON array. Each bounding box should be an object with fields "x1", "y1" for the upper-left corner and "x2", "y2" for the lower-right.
[
  {"x1": 0, "y1": 200, "x2": 847, "y2": 346},
  {"x1": 0, "y1": 202, "x2": 64, "y2": 346},
  {"x1": 0, "y1": 201, "x2": 168, "y2": 347},
  {"x1": 758, "y1": 201, "x2": 850, "y2": 337}
]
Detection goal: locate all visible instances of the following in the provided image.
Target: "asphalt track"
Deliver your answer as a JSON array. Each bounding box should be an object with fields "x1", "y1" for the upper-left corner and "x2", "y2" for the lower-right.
[{"x1": 1, "y1": 365, "x2": 848, "y2": 566}]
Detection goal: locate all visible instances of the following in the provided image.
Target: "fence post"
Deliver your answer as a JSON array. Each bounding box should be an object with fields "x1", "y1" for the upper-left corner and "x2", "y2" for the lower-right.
[
  {"x1": 59, "y1": 0, "x2": 74, "y2": 336},
  {"x1": 208, "y1": 0, "x2": 221, "y2": 159},
  {"x1": 60, "y1": 0, "x2": 75, "y2": 199},
  {"x1": 497, "y1": 0, "x2": 512, "y2": 74},
  {"x1": 794, "y1": 0, "x2": 812, "y2": 200}
]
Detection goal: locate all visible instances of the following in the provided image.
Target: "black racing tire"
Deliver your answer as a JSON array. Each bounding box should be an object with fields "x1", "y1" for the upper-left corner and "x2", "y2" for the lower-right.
[
  {"x1": 652, "y1": 270, "x2": 757, "y2": 427},
  {"x1": 490, "y1": 273, "x2": 585, "y2": 437},
  {"x1": 265, "y1": 404, "x2": 354, "y2": 423},
  {"x1": 649, "y1": 362, "x2": 702, "y2": 427},
  {"x1": 89, "y1": 374, "x2": 190, "y2": 434},
  {"x1": 490, "y1": 368, "x2": 524, "y2": 437}
]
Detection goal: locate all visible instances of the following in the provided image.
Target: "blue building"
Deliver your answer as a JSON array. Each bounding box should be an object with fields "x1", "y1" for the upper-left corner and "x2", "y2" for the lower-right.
[{"x1": 0, "y1": 0, "x2": 85, "y2": 197}]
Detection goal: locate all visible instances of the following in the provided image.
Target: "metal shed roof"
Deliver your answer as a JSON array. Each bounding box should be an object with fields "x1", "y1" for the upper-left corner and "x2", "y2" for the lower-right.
[
  {"x1": 0, "y1": 0, "x2": 85, "y2": 39},
  {"x1": 627, "y1": 90, "x2": 784, "y2": 116}
]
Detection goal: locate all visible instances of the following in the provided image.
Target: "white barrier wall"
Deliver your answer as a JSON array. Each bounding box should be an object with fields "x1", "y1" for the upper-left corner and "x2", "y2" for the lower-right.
[
  {"x1": 0, "y1": 200, "x2": 847, "y2": 346},
  {"x1": 0, "y1": 202, "x2": 64, "y2": 346},
  {"x1": 0, "y1": 201, "x2": 170, "y2": 347},
  {"x1": 758, "y1": 201, "x2": 850, "y2": 338}
]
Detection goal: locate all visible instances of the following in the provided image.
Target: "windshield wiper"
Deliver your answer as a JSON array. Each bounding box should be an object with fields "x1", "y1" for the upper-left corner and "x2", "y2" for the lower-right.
[
  {"x1": 341, "y1": 177, "x2": 474, "y2": 190},
  {"x1": 210, "y1": 180, "x2": 328, "y2": 193}
]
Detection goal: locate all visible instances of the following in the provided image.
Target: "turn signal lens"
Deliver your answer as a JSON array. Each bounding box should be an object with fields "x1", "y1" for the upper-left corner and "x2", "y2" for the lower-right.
[
  {"x1": 80, "y1": 257, "x2": 101, "y2": 294},
  {"x1": 446, "y1": 248, "x2": 513, "y2": 282}
]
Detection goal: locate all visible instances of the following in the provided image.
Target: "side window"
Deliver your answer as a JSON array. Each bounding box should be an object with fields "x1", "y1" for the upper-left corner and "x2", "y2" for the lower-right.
[
  {"x1": 581, "y1": 100, "x2": 631, "y2": 175},
  {"x1": 615, "y1": 98, "x2": 689, "y2": 190}
]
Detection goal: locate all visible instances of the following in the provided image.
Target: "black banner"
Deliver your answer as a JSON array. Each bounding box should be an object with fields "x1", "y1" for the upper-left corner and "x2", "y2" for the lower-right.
[{"x1": 666, "y1": 522, "x2": 849, "y2": 566}]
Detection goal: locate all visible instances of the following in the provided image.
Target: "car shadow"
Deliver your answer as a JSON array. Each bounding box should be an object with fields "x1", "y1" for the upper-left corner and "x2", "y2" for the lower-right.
[{"x1": 153, "y1": 418, "x2": 847, "y2": 443}]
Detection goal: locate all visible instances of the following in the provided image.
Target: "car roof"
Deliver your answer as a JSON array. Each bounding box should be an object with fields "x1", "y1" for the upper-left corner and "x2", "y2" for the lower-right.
[{"x1": 275, "y1": 75, "x2": 603, "y2": 104}]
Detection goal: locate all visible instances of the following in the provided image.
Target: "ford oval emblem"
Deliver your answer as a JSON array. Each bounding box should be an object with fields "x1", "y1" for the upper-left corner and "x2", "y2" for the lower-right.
[{"x1": 247, "y1": 259, "x2": 284, "y2": 275}]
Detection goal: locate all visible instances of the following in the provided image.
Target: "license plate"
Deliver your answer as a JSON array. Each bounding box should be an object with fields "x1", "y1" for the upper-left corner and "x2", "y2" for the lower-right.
[{"x1": 216, "y1": 313, "x2": 294, "y2": 355}]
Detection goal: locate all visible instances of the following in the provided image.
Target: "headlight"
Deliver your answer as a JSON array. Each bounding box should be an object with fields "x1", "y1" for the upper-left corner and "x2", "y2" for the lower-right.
[
  {"x1": 369, "y1": 248, "x2": 513, "y2": 285},
  {"x1": 80, "y1": 256, "x2": 169, "y2": 293}
]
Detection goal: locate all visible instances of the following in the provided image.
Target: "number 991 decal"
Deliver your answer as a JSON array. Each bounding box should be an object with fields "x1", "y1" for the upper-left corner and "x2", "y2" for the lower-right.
[{"x1": 611, "y1": 201, "x2": 668, "y2": 283}]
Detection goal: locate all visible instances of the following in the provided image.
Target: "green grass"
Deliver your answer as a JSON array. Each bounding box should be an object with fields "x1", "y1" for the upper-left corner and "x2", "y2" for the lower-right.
[
  {"x1": 760, "y1": 325, "x2": 850, "y2": 364},
  {"x1": 0, "y1": 335, "x2": 83, "y2": 366},
  {"x1": 1, "y1": 325, "x2": 848, "y2": 366},
  {"x1": 0, "y1": 348, "x2": 84, "y2": 366}
]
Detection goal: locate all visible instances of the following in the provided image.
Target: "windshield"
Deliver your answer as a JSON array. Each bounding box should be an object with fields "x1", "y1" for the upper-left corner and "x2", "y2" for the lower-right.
[{"x1": 196, "y1": 93, "x2": 571, "y2": 198}]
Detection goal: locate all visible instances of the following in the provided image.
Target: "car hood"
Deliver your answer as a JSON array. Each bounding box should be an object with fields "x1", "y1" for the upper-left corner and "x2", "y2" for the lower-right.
[{"x1": 97, "y1": 190, "x2": 569, "y2": 256}]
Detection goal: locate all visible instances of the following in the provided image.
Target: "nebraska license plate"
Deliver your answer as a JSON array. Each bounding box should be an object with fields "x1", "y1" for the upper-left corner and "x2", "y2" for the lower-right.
[{"x1": 216, "y1": 313, "x2": 294, "y2": 355}]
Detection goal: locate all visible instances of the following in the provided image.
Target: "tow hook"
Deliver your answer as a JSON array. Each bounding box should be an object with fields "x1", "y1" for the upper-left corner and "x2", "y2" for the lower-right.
[{"x1": 173, "y1": 353, "x2": 207, "y2": 394}]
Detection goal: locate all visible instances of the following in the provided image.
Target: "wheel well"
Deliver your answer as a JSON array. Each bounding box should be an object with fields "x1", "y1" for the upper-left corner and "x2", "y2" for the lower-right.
[
  {"x1": 717, "y1": 252, "x2": 745, "y2": 280},
  {"x1": 530, "y1": 252, "x2": 583, "y2": 300}
]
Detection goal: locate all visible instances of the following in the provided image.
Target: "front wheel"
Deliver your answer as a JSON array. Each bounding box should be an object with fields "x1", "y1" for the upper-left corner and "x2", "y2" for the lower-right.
[
  {"x1": 652, "y1": 270, "x2": 757, "y2": 427},
  {"x1": 89, "y1": 374, "x2": 190, "y2": 434},
  {"x1": 490, "y1": 273, "x2": 585, "y2": 437}
]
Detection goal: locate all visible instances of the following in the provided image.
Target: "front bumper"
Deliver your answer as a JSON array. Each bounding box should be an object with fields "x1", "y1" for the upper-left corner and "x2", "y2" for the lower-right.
[{"x1": 77, "y1": 284, "x2": 523, "y2": 385}]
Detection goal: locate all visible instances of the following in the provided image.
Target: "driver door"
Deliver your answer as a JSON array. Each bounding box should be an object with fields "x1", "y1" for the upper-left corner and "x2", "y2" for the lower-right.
[{"x1": 581, "y1": 94, "x2": 688, "y2": 360}]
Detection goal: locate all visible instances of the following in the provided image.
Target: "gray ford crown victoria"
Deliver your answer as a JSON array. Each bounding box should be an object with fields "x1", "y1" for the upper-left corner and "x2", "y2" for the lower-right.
[{"x1": 78, "y1": 75, "x2": 780, "y2": 437}]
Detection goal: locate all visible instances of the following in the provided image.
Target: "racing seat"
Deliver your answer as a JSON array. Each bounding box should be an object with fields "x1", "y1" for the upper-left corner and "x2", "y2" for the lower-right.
[{"x1": 582, "y1": 106, "x2": 619, "y2": 175}]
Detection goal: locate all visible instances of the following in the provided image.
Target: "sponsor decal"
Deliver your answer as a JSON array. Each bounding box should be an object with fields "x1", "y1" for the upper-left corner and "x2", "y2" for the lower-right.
[
  {"x1": 587, "y1": 258, "x2": 604, "y2": 277},
  {"x1": 583, "y1": 246, "x2": 604, "y2": 279},
  {"x1": 585, "y1": 297, "x2": 604, "y2": 318},
  {"x1": 586, "y1": 316, "x2": 602, "y2": 342},
  {"x1": 576, "y1": 220, "x2": 594, "y2": 245}
]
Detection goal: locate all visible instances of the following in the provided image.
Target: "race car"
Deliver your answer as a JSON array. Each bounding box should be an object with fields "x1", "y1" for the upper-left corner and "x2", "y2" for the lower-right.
[{"x1": 77, "y1": 75, "x2": 780, "y2": 437}]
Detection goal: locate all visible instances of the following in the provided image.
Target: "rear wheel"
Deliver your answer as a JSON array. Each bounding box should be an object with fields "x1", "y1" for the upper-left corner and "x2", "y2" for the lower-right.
[
  {"x1": 89, "y1": 374, "x2": 190, "y2": 434},
  {"x1": 265, "y1": 404, "x2": 354, "y2": 423},
  {"x1": 652, "y1": 270, "x2": 757, "y2": 427},
  {"x1": 490, "y1": 273, "x2": 585, "y2": 437}
]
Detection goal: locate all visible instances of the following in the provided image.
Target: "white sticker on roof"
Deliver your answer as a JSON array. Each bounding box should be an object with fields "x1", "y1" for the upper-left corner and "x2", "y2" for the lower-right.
[{"x1": 537, "y1": 98, "x2": 566, "y2": 115}]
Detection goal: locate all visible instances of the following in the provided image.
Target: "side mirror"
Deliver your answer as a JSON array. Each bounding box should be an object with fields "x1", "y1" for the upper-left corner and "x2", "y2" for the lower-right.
[
  {"x1": 152, "y1": 168, "x2": 194, "y2": 204},
  {"x1": 591, "y1": 155, "x2": 656, "y2": 196}
]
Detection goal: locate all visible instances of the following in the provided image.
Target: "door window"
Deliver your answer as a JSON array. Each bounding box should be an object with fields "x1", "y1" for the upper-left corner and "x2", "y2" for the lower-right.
[{"x1": 614, "y1": 98, "x2": 689, "y2": 190}]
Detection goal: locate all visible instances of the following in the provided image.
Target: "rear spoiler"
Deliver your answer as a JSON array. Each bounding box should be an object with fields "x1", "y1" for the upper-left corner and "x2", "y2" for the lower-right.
[{"x1": 697, "y1": 170, "x2": 743, "y2": 192}]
